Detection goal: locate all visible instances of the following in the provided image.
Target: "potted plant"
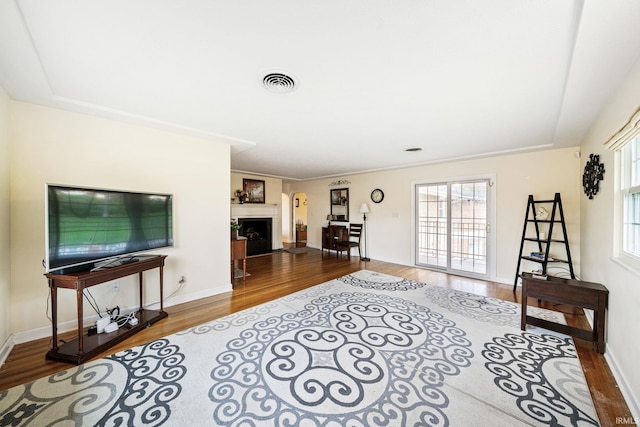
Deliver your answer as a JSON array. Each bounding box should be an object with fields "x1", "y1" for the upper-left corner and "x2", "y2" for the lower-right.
[
  {"x1": 230, "y1": 219, "x2": 241, "y2": 240},
  {"x1": 234, "y1": 190, "x2": 247, "y2": 204}
]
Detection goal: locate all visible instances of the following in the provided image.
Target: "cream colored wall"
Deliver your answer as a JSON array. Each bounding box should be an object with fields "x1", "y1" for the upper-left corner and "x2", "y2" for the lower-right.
[
  {"x1": 0, "y1": 87, "x2": 11, "y2": 354},
  {"x1": 289, "y1": 146, "x2": 581, "y2": 284},
  {"x1": 10, "y1": 102, "x2": 231, "y2": 338},
  {"x1": 579, "y1": 57, "x2": 640, "y2": 416}
]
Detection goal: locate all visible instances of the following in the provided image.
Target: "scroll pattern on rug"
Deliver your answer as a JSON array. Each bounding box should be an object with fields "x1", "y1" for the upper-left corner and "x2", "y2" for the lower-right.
[
  {"x1": 0, "y1": 339, "x2": 185, "y2": 426},
  {"x1": 484, "y1": 333, "x2": 598, "y2": 426},
  {"x1": 209, "y1": 292, "x2": 474, "y2": 426}
]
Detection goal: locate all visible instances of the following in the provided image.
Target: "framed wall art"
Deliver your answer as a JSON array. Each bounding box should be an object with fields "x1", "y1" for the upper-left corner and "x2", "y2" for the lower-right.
[{"x1": 243, "y1": 179, "x2": 265, "y2": 204}]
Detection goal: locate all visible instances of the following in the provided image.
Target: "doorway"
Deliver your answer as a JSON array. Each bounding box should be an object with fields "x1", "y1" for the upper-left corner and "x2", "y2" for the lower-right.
[
  {"x1": 292, "y1": 192, "x2": 308, "y2": 245},
  {"x1": 414, "y1": 177, "x2": 495, "y2": 279}
]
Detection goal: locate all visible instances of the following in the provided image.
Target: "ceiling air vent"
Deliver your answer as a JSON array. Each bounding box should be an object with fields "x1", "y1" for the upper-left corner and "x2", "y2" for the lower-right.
[{"x1": 262, "y1": 72, "x2": 296, "y2": 93}]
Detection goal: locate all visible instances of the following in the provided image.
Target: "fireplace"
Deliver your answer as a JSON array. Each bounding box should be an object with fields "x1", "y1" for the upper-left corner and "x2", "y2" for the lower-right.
[
  {"x1": 231, "y1": 204, "x2": 281, "y2": 253},
  {"x1": 238, "y1": 217, "x2": 273, "y2": 256}
]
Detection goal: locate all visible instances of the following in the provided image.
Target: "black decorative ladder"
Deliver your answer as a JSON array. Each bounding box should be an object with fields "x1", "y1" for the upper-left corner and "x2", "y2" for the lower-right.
[{"x1": 513, "y1": 193, "x2": 575, "y2": 291}]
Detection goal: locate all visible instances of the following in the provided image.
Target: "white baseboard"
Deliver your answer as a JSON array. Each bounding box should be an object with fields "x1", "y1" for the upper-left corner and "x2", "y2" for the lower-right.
[
  {"x1": 581, "y1": 310, "x2": 639, "y2": 420},
  {"x1": 143, "y1": 284, "x2": 232, "y2": 310},
  {"x1": 495, "y1": 275, "x2": 513, "y2": 286},
  {"x1": 605, "y1": 345, "x2": 640, "y2": 421},
  {"x1": 0, "y1": 334, "x2": 15, "y2": 366},
  {"x1": 12, "y1": 284, "x2": 232, "y2": 346}
]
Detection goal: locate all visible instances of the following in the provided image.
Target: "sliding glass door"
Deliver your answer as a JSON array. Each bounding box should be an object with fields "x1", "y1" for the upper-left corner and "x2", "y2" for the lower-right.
[{"x1": 415, "y1": 179, "x2": 492, "y2": 277}]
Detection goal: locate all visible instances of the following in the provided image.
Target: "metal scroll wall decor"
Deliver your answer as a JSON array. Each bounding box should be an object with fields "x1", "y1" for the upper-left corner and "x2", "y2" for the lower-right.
[{"x1": 582, "y1": 154, "x2": 605, "y2": 199}]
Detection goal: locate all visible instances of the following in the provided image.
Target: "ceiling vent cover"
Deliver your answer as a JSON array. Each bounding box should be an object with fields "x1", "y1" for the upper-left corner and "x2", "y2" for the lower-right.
[{"x1": 262, "y1": 72, "x2": 296, "y2": 93}]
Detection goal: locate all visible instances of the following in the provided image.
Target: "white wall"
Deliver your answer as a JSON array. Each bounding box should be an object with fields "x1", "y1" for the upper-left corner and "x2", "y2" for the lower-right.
[
  {"x1": 0, "y1": 87, "x2": 11, "y2": 360},
  {"x1": 9, "y1": 102, "x2": 232, "y2": 339},
  {"x1": 579, "y1": 57, "x2": 640, "y2": 416},
  {"x1": 290, "y1": 147, "x2": 581, "y2": 284}
]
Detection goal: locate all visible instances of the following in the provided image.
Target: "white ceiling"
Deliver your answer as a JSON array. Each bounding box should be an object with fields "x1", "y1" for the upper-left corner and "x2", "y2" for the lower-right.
[{"x1": 1, "y1": 1, "x2": 640, "y2": 181}]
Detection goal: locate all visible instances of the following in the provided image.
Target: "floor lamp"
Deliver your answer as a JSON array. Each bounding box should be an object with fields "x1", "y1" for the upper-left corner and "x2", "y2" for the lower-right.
[{"x1": 359, "y1": 203, "x2": 371, "y2": 261}]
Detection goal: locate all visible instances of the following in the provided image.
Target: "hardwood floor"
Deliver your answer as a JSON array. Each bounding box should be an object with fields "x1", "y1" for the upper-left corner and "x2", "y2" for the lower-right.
[{"x1": 0, "y1": 247, "x2": 631, "y2": 425}]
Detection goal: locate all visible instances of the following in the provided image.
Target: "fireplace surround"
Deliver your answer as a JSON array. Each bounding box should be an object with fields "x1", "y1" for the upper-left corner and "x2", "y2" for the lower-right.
[{"x1": 231, "y1": 204, "x2": 281, "y2": 255}]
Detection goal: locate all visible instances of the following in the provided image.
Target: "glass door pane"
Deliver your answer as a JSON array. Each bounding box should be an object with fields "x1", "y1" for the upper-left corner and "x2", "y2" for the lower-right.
[
  {"x1": 450, "y1": 181, "x2": 487, "y2": 275},
  {"x1": 416, "y1": 183, "x2": 448, "y2": 268}
]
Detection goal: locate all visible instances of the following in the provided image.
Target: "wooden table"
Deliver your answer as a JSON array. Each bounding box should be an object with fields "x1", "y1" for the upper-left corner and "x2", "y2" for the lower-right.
[
  {"x1": 521, "y1": 272, "x2": 608, "y2": 353},
  {"x1": 296, "y1": 230, "x2": 307, "y2": 247},
  {"x1": 231, "y1": 238, "x2": 247, "y2": 282},
  {"x1": 321, "y1": 225, "x2": 346, "y2": 253},
  {"x1": 45, "y1": 255, "x2": 168, "y2": 364}
]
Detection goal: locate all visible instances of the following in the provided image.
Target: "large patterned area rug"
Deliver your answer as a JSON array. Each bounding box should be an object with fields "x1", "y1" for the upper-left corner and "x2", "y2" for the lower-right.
[{"x1": 0, "y1": 270, "x2": 599, "y2": 426}]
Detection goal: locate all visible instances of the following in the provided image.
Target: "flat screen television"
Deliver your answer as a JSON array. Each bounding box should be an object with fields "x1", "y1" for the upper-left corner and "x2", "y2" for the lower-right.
[{"x1": 45, "y1": 184, "x2": 173, "y2": 273}]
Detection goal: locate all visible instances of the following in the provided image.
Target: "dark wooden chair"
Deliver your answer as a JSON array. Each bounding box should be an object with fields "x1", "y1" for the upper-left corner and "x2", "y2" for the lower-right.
[{"x1": 335, "y1": 223, "x2": 363, "y2": 259}]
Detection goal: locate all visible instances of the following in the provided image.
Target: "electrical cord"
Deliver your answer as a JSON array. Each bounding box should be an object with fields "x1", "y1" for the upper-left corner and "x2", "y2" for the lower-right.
[
  {"x1": 105, "y1": 306, "x2": 137, "y2": 327},
  {"x1": 112, "y1": 312, "x2": 137, "y2": 327},
  {"x1": 46, "y1": 287, "x2": 102, "y2": 324},
  {"x1": 83, "y1": 289, "x2": 103, "y2": 317},
  {"x1": 46, "y1": 291, "x2": 52, "y2": 323},
  {"x1": 45, "y1": 279, "x2": 183, "y2": 331},
  {"x1": 143, "y1": 282, "x2": 185, "y2": 309}
]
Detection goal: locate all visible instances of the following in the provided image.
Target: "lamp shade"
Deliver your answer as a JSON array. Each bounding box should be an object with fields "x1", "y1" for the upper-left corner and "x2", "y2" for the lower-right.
[
  {"x1": 359, "y1": 203, "x2": 370, "y2": 214},
  {"x1": 327, "y1": 214, "x2": 332, "y2": 220}
]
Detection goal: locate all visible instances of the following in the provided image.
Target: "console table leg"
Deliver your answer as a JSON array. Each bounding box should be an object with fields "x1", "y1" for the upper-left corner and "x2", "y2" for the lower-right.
[
  {"x1": 520, "y1": 286, "x2": 527, "y2": 331},
  {"x1": 596, "y1": 294, "x2": 607, "y2": 354},
  {"x1": 159, "y1": 266, "x2": 164, "y2": 312},
  {"x1": 138, "y1": 272, "x2": 143, "y2": 312},
  {"x1": 49, "y1": 280, "x2": 58, "y2": 351},
  {"x1": 76, "y1": 289, "x2": 84, "y2": 354}
]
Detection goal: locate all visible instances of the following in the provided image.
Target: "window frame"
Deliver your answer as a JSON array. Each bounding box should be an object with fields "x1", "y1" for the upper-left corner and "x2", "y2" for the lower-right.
[
  {"x1": 606, "y1": 107, "x2": 640, "y2": 272},
  {"x1": 620, "y1": 136, "x2": 640, "y2": 261}
]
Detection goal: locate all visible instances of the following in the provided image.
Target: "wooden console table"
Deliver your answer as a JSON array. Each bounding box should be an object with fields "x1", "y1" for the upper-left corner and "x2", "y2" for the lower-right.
[
  {"x1": 231, "y1": 238, "x2": 247, "y2": 282},
  {"x1": 521, "y1": 272, "x2": 608, "y2": 353},
  {"x1": 322, "y1": 225, "x2": 346, "y2": 253},
  {"x1": 45, "y1": 255, "x2": 168, "y2": 365},
  {"x1": 296, "y1": 230, "x2": 307, "y2": 247}
]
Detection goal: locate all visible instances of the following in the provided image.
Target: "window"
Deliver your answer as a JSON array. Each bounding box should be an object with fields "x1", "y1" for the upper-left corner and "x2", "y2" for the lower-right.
[
  {"x1": 606, "y1": 107, "x2": 640, "y2": 267},
  {"x1": 622, "y1": 136, "x2": 640, "y2": 258}
]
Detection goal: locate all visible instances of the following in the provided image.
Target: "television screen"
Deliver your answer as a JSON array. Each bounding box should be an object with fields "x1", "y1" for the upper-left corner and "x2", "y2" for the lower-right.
[{"x1": 45, "y1": 185, "x2": 173, "y2": 273}]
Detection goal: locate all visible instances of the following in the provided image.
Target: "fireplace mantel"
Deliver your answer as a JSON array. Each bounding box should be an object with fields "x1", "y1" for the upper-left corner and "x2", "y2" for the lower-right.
[
  {"x1": 231, "y1": 204, "x2": 281, "y2": 251},
  {"x1": 231, "y1": 204, "x2": 278, "y2": 218}
]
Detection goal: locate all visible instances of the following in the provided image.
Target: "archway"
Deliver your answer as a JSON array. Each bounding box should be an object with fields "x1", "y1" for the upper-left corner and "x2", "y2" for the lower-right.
[{"x1": 292, "y1": 192, "x2": 308, "y2": 246}]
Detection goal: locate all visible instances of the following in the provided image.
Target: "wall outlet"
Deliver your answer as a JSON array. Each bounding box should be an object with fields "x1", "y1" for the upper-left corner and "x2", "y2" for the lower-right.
[
  {"x1": 179, "y1": 275, "x2": 186, "y2": 284},
  {"x1": 112, "y1": 282, "x2": 119, "y2": 292}
]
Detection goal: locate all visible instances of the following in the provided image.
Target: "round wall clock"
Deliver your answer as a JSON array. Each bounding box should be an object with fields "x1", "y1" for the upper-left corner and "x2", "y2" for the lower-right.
[
  {"x1": 371, "y1": 188, "x2": 384, "y2": 203},
  {"x1": 582, "y1": 153, "x2": 605, "y2": 199}
]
